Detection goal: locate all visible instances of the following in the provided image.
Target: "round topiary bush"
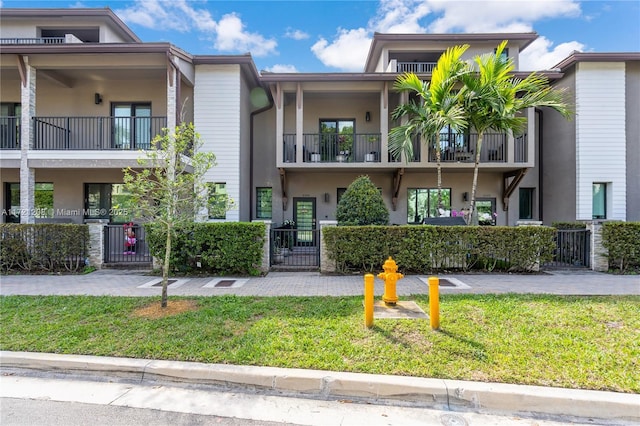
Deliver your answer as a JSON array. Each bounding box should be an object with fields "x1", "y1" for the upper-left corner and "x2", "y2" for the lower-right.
[{"x1": 336, "y1": 175, "x2": 389, "y2": 225}]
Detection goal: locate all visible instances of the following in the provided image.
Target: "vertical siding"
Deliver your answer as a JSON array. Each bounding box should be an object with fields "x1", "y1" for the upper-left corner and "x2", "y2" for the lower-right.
[
  {"x1": 575, "y1": 62, "x2": 626, "y2": 220},
  {"x1": 194, "y1": 64, "x2": 241, "y2": 222}
]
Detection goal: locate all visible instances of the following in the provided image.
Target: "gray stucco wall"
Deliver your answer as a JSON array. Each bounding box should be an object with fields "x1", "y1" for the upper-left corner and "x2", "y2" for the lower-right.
[
  {"x1": 626, "y1": 61, "x2": 640, "y2": 221},
  {"x1": 541, "y1": 67, "x2": 577, "y2": 225}
]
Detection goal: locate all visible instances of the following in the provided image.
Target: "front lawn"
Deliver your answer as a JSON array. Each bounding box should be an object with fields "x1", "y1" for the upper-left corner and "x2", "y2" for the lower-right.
[{"x1": 1, "y1": 294, "x2": 638, "y2": 393}]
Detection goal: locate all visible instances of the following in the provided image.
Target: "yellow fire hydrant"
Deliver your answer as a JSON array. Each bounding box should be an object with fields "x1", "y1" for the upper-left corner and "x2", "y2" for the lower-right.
[{"x1": 378, "y1": 257, "x2": 404, "y2": 305}]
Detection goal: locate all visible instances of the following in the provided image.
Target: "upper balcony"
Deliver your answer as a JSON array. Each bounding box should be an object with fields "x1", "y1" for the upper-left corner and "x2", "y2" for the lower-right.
[
  {"x1": 281, "y1": 131, "x2": 529, "y2": 168},
  {"x1": 0, "y1": 116, "x2": 167, "y2": 151}
]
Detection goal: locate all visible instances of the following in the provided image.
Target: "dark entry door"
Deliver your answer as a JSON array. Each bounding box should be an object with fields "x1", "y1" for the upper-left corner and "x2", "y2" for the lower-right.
[{"x1": 293, "y1": 198, "x2": 316, "y2": 246}]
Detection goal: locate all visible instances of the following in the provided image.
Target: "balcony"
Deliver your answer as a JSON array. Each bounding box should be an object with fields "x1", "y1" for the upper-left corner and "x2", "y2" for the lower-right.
[
  {"x1": 0, "y1": 117, "x2": 20, "y2": 149},
  {"x1": 284, "y1": 133, "x2": 382, "y2": 163},
  {"x1": 280, "y1": 131, "x2": 528, "y2": 167},
  {"x1": 32, "y1": 116, "x2": 167, "y2": 150},
  {"x1": 0, "y1": 37, "x2": 66, "y2": 45},
  {"x1": 396, "y1": 62, "x2": 437, "y2": 73}
]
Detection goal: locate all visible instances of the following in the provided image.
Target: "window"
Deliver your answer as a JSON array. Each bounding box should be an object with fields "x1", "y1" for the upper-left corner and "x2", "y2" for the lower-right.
[
  {"x1": 208, "y1": 183, "x2": 228, "y2": 220},
  {"x1": 592, "y1": 183, "x2": 607, "y2": 219},
  {"x1": 84, "y1": 183, "x2": 134, "y2": 222},
  {"x1": 494, "y1": 47, "x2": 509, "y2": 61},
  {"x1": 519, "y1": 188, "x2": 534, "y2": 220},
  {"x1": 112, "y1": 103, "x2": 151, "y2": 149},
  {"x1": 477, "y1": 198, "x2": 497, "y2": 226},
  {"x1": 256, "y1": 187, "x2": 272, "y2": 219},
  {"x1": 439, "y1": 124, "x2": 469, "y2": 160},
  {"x1": 4, "y1": 182, "x2": 54, "y2": 222},
  {"x1": 407, "y1": 188, "x2": 451, "y2": 223},
  {"x1": 319, "y1": 119, "x2": 355, "y2": 160}
]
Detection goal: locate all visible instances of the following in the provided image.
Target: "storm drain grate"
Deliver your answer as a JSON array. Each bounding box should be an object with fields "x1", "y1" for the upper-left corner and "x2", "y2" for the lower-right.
[
  {"x1": 437, "y1": 278, "x2": 457, "y2": 287},
  {"x1": 152, "y1": 279, "x2": 177, "y2": 287},
  {"x1": 214, "y1": 280, "x2": 236, "y2": 287}
]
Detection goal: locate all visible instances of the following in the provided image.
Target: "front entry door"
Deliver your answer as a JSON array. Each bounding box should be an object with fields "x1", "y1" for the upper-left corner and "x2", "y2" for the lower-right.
[{"x1": 293, "y1": 198, "x2": 316, "y2": 246}]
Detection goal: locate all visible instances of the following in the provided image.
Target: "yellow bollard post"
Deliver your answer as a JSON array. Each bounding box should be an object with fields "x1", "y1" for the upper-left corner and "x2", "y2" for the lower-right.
[
  {"x1": 428, "y1": 276, "x2": 440, "y2": 330},
  {"x1": 364, "y1": 273, "x2": 374, "y2": 328}
]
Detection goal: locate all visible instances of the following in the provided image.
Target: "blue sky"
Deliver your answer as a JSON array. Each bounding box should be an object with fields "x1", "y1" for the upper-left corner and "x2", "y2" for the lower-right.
[{"x1": 3, "y1": 0, "x2": 639, "y2": 72}]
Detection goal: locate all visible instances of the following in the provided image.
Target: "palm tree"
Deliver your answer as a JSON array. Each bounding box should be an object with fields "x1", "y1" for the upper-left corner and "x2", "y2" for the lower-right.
[
  {"x1": 459, "y1": 41, "x2": 571, "y2": 224},
  {"x1": 389, "y1": 45, "x2": 469, "y2": 216}
]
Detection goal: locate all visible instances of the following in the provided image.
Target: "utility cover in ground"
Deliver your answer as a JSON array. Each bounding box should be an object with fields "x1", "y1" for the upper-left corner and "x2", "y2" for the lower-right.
[{"x1": 373, "y1": 300, "x2": 428, "y2": 319}]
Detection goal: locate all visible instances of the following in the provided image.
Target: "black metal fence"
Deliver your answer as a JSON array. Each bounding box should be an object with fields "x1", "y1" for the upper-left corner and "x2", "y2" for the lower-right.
[
  {"x1": 0, "y1": 117, "x2": 20, "y2": 149},
  {"x1": 103, "y1": 224, "x2": 152, "y2": 264},
  {"x1": 545, "y1": 229, "x2": 591, "y2": 268},
  {"x1": 270, "y1": 228, "x2": 320, "y2": 268}
]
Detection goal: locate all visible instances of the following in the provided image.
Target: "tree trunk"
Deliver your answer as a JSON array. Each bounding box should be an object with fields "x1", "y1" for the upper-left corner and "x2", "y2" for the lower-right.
[
  {"x1": 468, "y1": 131, "x2": 484, "y2": 225},
  {"x1": 161, "y1": 226, "x2": 171, "y2": 308},
  {"x1": 435, "y1": 135, "x2": 443, "y2": 215}
]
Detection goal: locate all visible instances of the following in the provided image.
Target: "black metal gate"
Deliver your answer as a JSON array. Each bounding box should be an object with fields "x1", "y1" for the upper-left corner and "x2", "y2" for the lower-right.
[
  {"x1": 103, "y1": 224, "x2": 152, "y2": 265},
  {"x1": 545, "y1": 229, "x2": 591, "y2": 268},
  {"x1": 270, "y1": 228, "x2": 320, "y2": 270}
]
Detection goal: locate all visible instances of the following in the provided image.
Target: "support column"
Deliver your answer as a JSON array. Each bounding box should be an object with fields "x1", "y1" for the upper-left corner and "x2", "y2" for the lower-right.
[
  {"x1": 295, "y1": 83, "x2": 303, "y2": 164},
  {"x1": 587, "y1": 221, "x2": 608, "y2": 272},
  {"x1": 20, "y1": 56, "x2": 35, "y2": 224},
  {"x1": 87, "y1": 223, "x2": 105, "y2": 269},
  {"x1": 253, "y1": 220, "x2": 272, "y2": 274},
  {"x1": 166, "y1": 55, "x2": 178, "y2": 131},
  {"x1": 319, "y1": 220, "x2": 338, "y2": 273},
  {"x1": 380, "y1": 82, "x2": 389, "y2": 165}
]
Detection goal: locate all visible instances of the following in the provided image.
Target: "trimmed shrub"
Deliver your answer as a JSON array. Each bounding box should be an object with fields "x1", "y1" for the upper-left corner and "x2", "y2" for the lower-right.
[
  {"x1": 323, "y1": 225, "x2": 555, "y2": 273},
  {"x1": 602, "y1": 222, "x2": 640, "y2": 273},
  {"x1": 145, "y1": 222, "x2": 265, "y2": 276},
  {"x1": 0, "y1": 224, "x2": 89, "y2": 273},
  {"x1": 552, "y1": 222, "x2": 587, "y2": 230},
  {"x1": 336, "y1": 175, "x2": 389, "y2": 225}
]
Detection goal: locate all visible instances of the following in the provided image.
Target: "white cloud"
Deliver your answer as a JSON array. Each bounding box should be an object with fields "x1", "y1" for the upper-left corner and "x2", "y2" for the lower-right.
[
  {"x1": 426, "y1": 0, "x2": 581, "y2": 33},
  {"x1": 519, "y1": 37, "x2": 585, "y2": 70},
  {"x1": 310, "y1": 0, "x2": 586, "y2": 72},
  {"x1": 116, "y1": 0, "x2": 276, "y2": 56},
  {"x1": 285, "y1": 29, "x2": 309, "y2": 40},
  {"x1": 215, "y1": 13, "x2": 277, "y2": 56},
  {"x1": 311, "y1": 28, "x2": 372, "y2": 72},
  {"x1": 264, "y1": 64, "x2": 299, "y2": 73},
  {"x1": 370, "y1": 0, "x2": 431, "y2": 33}
]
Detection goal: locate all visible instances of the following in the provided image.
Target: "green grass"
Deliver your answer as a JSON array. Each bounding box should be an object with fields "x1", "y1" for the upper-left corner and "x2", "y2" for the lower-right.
[{"x1": 1, "y1": 294, "x2": 638, "y2": 393}]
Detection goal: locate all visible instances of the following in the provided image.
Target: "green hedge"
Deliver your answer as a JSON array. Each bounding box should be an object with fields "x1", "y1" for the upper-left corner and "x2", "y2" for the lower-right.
[
  {"x1": 552, "y1": 222, "x2": 587, "y2": 230},
  {"x1": 602, "y1": 222, "x2": 640, "y2": 273},
  {"x1": 0, "y1": 224, "x2": 89, "y2": 273},
  {"x1": 323, "y1": 225, "x2": 555, "y2": 273},
  {"x1": 145, "y1": 222, "x2": 265, "y2": 276}
]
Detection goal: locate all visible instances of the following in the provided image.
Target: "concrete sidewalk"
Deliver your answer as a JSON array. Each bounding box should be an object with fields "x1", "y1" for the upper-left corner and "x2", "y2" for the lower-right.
[
  {"x1": 1, "y1": 269, "x2": 639, "y2": 297},
  {"x1": 2, "y1": 351, "x2": 639, "y2": 425}
]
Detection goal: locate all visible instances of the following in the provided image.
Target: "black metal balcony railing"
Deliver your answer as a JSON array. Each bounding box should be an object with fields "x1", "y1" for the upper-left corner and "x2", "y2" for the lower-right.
[
  {"x1": 282, "y1": 131, "x2": 528, "y2": 165},
  {"x1": 0, "y1": 117, "x2": 20, "y2": 149},
  {"x1": 0, "y1": 37, "x2": 65, "y2": 44},
  {"x1": 32, "y1": 116, "x2": 167, "y2": 150},
  {"x1": 283, "y1": 133, "x2": 382, "y2": 163}
]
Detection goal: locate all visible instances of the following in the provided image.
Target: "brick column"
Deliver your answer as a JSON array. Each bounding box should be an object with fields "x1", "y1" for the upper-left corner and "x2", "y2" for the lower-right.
[
  {"x1": 87, "y1": 223, "x2": 105, "y2": 269},
  {"x1": 586, "y1": 221, "x2": 608, "y2": 272},
  {"x1": 253, "y1": 220, "x2": 271, "y2": 274},
  {"x1": 319, "y1": 220, "x2": 337, "y2": 274},
  {"x1": 20, "y1": 56, "x2": 35, "y2": 224}
]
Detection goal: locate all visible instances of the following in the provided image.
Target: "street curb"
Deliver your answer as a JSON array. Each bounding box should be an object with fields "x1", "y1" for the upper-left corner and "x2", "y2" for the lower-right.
[{"x1": 2, "y1": 351, "x2": 639, "y2": 422}]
